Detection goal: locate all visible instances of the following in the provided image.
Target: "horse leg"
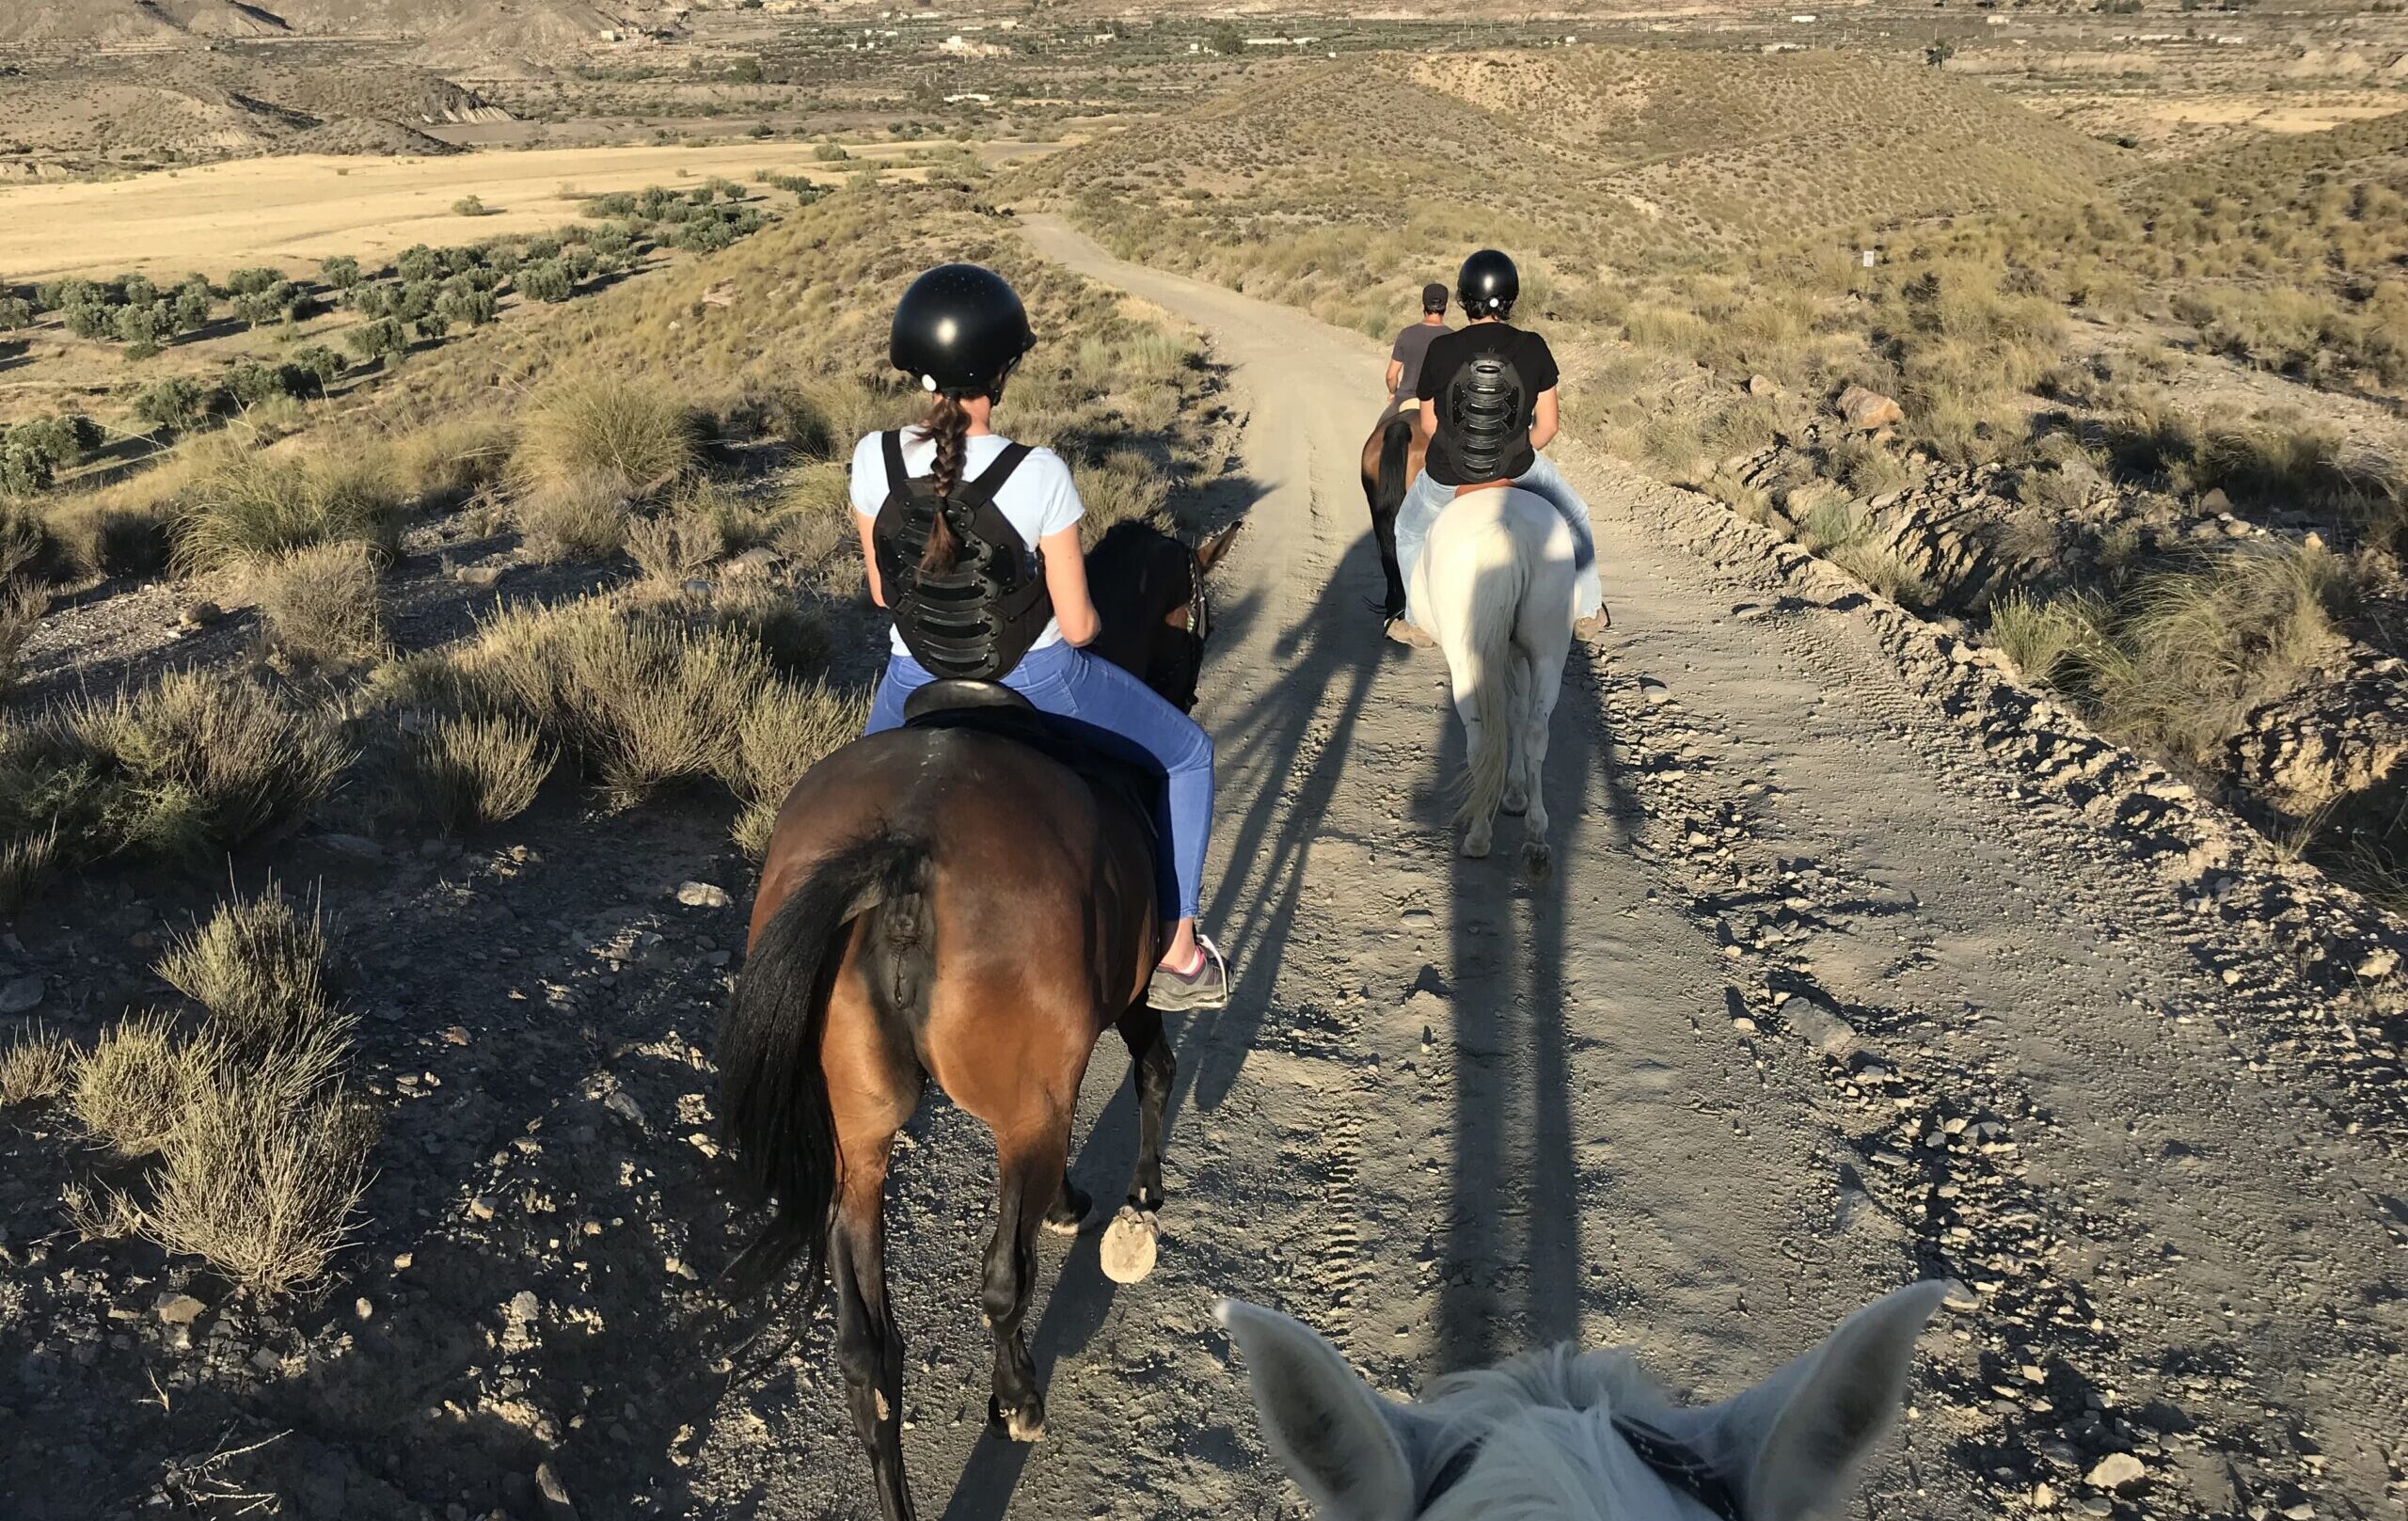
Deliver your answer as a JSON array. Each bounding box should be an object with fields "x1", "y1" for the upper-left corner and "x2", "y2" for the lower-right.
[
  {"x1": 1450, "y1": 662, "x2": 1497, "y2": 859},
  {"x1": 1516, "y1": 608, "x2": 1575, "y2": 879},
  {"x1": 831, "y1": 1123, "x2": 913, "y2": 1521},
  {"x1": 984, "y1": 1114, "x2": 1071, "y2": 1442},
  {"x1": 1100, "y1": 1003, "x2": 1174, "y2": 1285},
  {"x1": 1365, "y1": 418, "x2": 1409, "y2": 619}
]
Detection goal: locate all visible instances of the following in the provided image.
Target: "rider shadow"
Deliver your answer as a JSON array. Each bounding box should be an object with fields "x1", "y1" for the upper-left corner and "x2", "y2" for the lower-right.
[{"x1": 1423, "y1": 555, "x2": 1639, "y2": 1371}]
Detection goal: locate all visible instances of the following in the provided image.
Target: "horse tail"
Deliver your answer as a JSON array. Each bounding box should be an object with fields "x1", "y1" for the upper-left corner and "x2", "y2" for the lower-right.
[
  {"x1": 1375, "y1": 414, "x2": 1415, "y2": 516},
  {"x1": 720, "y1": 830, "x2": 929, "y2": 1303},
  {"x1": 1452, "y1": 509, "x2": 1529, "y2": 830}
]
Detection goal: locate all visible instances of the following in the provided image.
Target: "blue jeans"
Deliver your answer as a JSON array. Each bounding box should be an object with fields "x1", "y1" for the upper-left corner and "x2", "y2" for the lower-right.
[
  {"x1": 865, "y1": 641, "x2": 1212, "y2": 922},
  {"x1": 1394, "y1": 453, "x2": 1605, "y2": 627}
]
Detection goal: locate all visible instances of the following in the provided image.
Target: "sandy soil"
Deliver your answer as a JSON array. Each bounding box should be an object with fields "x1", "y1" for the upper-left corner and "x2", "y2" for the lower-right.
[{"x1": 0, "y1": 143, "x2": 936, "y2": 280}]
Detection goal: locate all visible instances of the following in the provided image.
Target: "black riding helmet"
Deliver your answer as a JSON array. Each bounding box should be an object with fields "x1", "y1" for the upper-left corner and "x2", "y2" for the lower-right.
[
  {"x1": 1457, "y1": 248, "x2": 1520, "y2": 320},
  {"x1": 890, "y1": 262, "x2": 1037, "y2": 400}
]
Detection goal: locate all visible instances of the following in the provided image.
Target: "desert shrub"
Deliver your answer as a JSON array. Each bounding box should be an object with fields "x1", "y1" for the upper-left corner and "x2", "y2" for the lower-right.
[
  {"x1": 133, "y1": 377, "x2": 213, "y2": 435},
  {"x1": 0, "y1": 825, "x2": 57, "y2": 914},
  {"x1": 250, "y1": 539, "x2": 385, "y2": 668},
  {"x1": 155, "y1": 880, "x2": 332, "y2": 1053},
  {"x1": 449, "y1": 597, "x2": 779, "y2": 806},
  {"x1": 47, "y1": 501, "x2": 171, "y2": 581},
  {"x1": 626, "y1": 509, "x2": 726, "y2": 582},
  {"x1": 390, "y1": 416, "x2": 514, "y2": 501},
  {"x1": 319, "y1": 254, "x2": 363, "y2": 289},
  {"x1": 0, "y1": 1023, "x2": 72, "y2": 1107},
  {"x1": 0, "y1": 501, "x2": 57, "y2": 584},
  {"x1": 290, "y1": 344, "x2": 344, "y2": 392},
  {"x1": 174, "y1": 448, "x2": 405, "y2": 572},
  {"x1": 345, "y1": 318, "x2": 410, "y2": 367},
  {"x1": 452, "y1": 195, "x2": 492, "y2": 217},
  {"x1": 402, "y1": 712, "x2": 555, "y2": 834},
  {"x1": 1828, "y1": 542, "x2": 1937, "y2": 608},
  {"x1": 1830, "y1": 436, "x2": 1909, "y2": 498},
  {"x1": 228, "y1": 359, "x2": 297, "y2": 408},
  {"x1": 224, "y1": 267, "x2": 284, "y2": 297},
  {"x1": 71, "y1": 1011, "x2": 207, "y2": 1158},
  {"x1": 731, "y1": 677, "x2": 868, "y2": 855},
  {"x1": 1, "y1": 667, "x2": 350, "y2": 868},
  {"x1": 513, "y1": 376, "x2": 694, "y2": 504},
  {"x1": 0, "y1": 295, "x2": 31, "y2": 329},
  {"x1": 707, "y1": 583, "x2": 831, "y2": 673},
  {"x1": 517, "y1": 260, "x2": 575, "y2": 304}
]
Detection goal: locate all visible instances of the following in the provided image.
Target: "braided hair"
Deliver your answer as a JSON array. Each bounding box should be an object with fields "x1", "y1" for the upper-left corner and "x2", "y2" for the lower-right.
[{"x1": 913, "y1": 392, "x2": 974, "y2": 574}]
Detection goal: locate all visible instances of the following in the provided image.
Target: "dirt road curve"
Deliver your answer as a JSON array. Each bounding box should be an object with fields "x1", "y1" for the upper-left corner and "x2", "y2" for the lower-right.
[{"x1": 691, "y1": 219, "x2": 2407, "y2": 1519}]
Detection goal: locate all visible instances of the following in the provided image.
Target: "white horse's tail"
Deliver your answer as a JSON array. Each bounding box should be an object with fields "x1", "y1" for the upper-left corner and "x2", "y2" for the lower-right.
[{"x1": 1452, "y1": 518, "x2": 1529, "y2": 830}]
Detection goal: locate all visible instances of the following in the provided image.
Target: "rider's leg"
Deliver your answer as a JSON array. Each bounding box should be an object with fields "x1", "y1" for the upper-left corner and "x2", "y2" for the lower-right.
[
  {"x1": 1508, "y1": 454, "x2": 1606, "y2": 626},
  {"x1": 863, "y1": 651, "x2": 934, "y2": 735},
  {"x1": 1011, "y1": 645, "x2": 1215, "y2": 974},
  {"x1": 1392, "y1": 467, "x2": 1450, "y2": 628}
]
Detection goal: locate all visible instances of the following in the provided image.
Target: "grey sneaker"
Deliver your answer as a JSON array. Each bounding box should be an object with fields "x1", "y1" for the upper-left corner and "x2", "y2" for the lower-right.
[
  {"x1": 1384, "y1": 616, "x2": 1436, "y2": 650},
  {"x1": 1149, "y1": 934, "x2": 1229, "y2": 1011}
]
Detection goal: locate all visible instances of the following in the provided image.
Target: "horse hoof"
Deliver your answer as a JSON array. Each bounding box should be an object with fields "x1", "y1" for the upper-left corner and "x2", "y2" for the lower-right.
[
  {"x1": 1522, "y1": 841, "x2": 1554, "y2": 879},
  {"x1": 1101, "y1": 1205, "x2": 1160, "y2": 1285},
  {"x1": 1044, "y1": 1183, "x2": 1091, "y2": 1236},
  {"x1": 1461, "y1": 832, "x2": 1493, "y2": 860},
  {"x1": 990, "y1": 1395, "x2": 1046, "y2": 1443},
  {"x1": 1501, "y1": 788, "x2": 1529, "y2": 816}
]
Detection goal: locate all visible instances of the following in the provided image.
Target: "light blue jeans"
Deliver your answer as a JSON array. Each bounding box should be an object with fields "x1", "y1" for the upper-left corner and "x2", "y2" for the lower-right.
[
  {"x1": 865, "y1": 642, "x2": 1212, "y2": 922},
  {"x1": 1395, "y1": 453, "x2": 1605, "y2": 628}
]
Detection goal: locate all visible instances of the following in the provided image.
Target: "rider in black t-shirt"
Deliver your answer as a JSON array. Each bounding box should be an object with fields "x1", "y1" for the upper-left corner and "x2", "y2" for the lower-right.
[{"x1": 1388, "y1": 249, "x2": 1606, "y2": 647}]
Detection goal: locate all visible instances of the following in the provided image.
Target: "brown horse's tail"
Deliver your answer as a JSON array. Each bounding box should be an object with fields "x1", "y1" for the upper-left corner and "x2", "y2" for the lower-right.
[
  {"x1": 1375, "y1": 412, "x2": 1417, "y2": 514},
  {"x1": 720, "y1": 830, "x2": 928, "y2": 1303}
]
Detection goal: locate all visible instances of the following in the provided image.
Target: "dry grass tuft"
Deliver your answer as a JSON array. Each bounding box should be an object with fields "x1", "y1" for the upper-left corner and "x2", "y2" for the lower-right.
[
  {"x1": 250, "y1": 540, "x2": 385, "y2": 669},
  {"x1": 514, "y1": 472, "x2": 632, "y2": 563},
  {"x1": 1, "y1": 579, "x2": 45, "y2": 698},
  {"x1": 71, "y1": 1010, "x2": 210, "y2": 1158},
  {"x1": 403, "y1": 712, "x2": 556, "y2": 834},
  {"x1": 155, "y1": 880, "x2": 333, "y2": 1052},
  {"x1": 174, "y1": 448, "x2": 405, "y2": 575},
  {"x1": 730, "y1": 678, "x2": 869, "y2": 857},
  {"x1": 143, "y1": 1077, "x2": 376, "y2": 1300},
  {"x1": 0, "y1": 1022, "x2": 73, "y2": 1107},
  {"x1": 1986, "y1": 590, "x2": 2102, "y2": 689},
  {"x1": 2081, "y1": 544, "x2": 2347, "y2": 768},
  {"x1": 0, "y1": 825, "x2": 58, "y2": 915},
  {"x1": 512, "y1": 377, "x2": 695, "y2": 505}
]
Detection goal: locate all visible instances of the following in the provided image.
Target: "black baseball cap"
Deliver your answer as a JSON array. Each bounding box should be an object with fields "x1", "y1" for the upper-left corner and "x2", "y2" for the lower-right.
[{"x1": 1422, "y1": 282, "x2": 1450, "y2": 311}]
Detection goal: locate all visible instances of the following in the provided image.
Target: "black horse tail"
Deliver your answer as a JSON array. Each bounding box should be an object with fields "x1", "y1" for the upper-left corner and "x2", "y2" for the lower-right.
[
  {"x1": 1375, "y1": 411, "x2": 1417, "y2": 515},
  {"x1": 720, "y1": 831, "x2": 929, "y2": 1303}
]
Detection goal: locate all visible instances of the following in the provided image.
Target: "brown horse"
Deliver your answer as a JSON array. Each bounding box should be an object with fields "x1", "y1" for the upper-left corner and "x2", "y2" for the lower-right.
[
  {"x1": 720, "y1": 518, "x2": 1241, "y2": 1521},
  {"x1": 1360, "y1": 404, "x2": 1428, "y2": 620}
]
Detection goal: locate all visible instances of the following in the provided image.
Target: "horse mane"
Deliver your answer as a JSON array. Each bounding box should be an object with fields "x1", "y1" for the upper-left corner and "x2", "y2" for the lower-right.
[
  {"x1": 1084, "y1": 518, "x2": 1191, "y2": 680},
  {"x1": 1418, "y1": 1347, "x2": 1706, "y2": 1521}
]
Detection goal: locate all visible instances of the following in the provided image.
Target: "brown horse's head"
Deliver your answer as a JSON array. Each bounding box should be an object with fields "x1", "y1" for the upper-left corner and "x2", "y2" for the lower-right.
[{"x1": 1085, "y1": 518, "x2": 1244, "y2": 713}]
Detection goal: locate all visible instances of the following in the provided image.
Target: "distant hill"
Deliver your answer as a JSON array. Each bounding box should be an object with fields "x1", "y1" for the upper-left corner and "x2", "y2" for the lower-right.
[{"x1": 0, "y1": 0, "x2": 685, "y2": 65}]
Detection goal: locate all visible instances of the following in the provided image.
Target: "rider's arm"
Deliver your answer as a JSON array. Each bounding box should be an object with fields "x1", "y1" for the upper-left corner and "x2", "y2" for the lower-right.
[
  {"x1": 855, "y1": 514, "x2": 886, "y2": 607},
  {"x1": 1529, "y1": 387, "x2": 1560, "y2": 453},
  {"x1": 1385, "y1": 358, "x2": 1404, "y2": 397},
  {"x1": 1041, "y1": 525, "x2": 1100, "y2": 646}
]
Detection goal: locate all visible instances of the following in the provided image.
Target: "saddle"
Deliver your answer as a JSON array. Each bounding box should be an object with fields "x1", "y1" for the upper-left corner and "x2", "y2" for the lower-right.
[{"x1": 901, "y1": 681, "x2": 1164, "y2": 862}]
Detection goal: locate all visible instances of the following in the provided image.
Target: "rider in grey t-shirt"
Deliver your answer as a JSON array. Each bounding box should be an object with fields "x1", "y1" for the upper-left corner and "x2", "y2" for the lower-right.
[{"x1": 1386, "y1": 282, "x2": 1452, "y2": 410}]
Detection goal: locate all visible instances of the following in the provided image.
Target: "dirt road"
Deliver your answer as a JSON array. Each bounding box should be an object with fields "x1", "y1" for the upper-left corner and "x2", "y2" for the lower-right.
[{"x1": 674, "y1": 221, "x2": 2408, "y2": 1516}]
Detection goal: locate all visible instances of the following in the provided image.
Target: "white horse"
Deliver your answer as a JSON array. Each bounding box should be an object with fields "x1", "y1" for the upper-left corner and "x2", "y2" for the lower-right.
[
  {"x1": 1220, "y1": 1280, "x2": 1956, "y2": 1521},
  {"x1": 1409, "y1": 485, "x2": 1580, "y2": 872}
]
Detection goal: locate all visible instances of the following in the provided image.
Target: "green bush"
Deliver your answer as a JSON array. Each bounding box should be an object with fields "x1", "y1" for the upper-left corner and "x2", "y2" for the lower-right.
[
  {"x1": 517, "y1": 261, "x2": 574, "y2": 303},
  {"x1": 319, "y1": 255, "x2": 363, "y2": 290},
  {"x1": 134, "y1": 378, "x2": 213, "y2": 435},
  {"x1": 173, "y1": 449, "x2": 406, "y2": 573}
]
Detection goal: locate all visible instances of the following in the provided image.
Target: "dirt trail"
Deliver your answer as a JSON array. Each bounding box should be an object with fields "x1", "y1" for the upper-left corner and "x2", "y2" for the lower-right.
[{"x1": 679, "y1": 222, "x2": 2408, "y2": 1516}]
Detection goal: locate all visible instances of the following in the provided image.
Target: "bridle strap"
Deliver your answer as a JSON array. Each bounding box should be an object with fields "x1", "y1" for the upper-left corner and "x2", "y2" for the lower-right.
[{"x1": 1418, "y1": 1418, "x2": 1744, "y2": 1521}]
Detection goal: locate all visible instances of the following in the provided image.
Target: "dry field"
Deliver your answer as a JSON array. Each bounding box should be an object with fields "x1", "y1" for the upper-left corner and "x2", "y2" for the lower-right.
[{"x1": 0, "y1": 142, "x2": 970, "y2": 281}]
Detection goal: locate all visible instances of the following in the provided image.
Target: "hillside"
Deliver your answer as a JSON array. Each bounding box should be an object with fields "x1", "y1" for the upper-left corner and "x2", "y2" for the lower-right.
[{"x1": 0, "y1": 0, "x2": 681, "y2": 61}]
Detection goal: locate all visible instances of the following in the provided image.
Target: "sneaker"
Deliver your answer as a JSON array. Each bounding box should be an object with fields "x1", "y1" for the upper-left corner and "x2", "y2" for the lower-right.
[
  {"x1": 1149, "y1": 934, "x2": 1229, "y2": 1011},
  {"x1": 1384, "y1": 616, "x2": 1436, "y2": 650},
  {"x1": 1574, "y1": 610, "x2": 1609, "y2": 642}
]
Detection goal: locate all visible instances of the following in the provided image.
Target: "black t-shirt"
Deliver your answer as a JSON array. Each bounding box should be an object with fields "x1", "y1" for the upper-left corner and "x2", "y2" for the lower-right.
[{"x1": 1416, "y1": 323, "x2": 1560, "y2": 486}]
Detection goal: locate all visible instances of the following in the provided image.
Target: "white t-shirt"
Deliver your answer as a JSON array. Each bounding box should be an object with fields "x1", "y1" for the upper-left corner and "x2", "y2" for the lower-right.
[{"x1": 850, "y1": 429, "x2": 1085, "y2": 658}]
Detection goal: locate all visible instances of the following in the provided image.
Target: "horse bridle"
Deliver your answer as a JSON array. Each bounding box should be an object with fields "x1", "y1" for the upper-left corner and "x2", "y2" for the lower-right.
[{"x1": 1418, "y1": 1415, "x2": 1746, "y2": 1521}]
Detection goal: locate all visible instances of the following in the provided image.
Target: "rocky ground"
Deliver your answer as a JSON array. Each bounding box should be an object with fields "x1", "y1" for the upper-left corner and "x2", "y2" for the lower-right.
[{"x1": 2, "y1": 216, "x2": 2405, "y2": 1521}]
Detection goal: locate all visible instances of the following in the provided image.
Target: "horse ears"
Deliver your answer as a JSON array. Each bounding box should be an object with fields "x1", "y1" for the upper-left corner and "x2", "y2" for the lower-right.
[
  {"x1": 1217, "y1": 1297, "x2": 1418, "y2": 1521},
  {"x1": 1670, "y1": 1280, "x2": 1958, "y2": 1521},
  {"x1": 1196, "y1": 519, "x2": 1244, "y2": 577}
]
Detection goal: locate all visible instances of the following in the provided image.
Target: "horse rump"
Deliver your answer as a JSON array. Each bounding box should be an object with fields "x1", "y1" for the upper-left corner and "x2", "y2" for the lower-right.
[{"x1": 720, "y1": 830, "x2": 929, "y2": 1302}]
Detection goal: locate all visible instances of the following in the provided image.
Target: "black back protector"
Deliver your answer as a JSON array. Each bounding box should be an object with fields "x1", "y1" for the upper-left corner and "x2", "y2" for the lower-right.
[
  {"x1": 872, "y1": 431, "x2": 1053, "y2": 681},
  {"x1": 1445, "y1": 352, "x2": 1528, "y2": 483}
]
